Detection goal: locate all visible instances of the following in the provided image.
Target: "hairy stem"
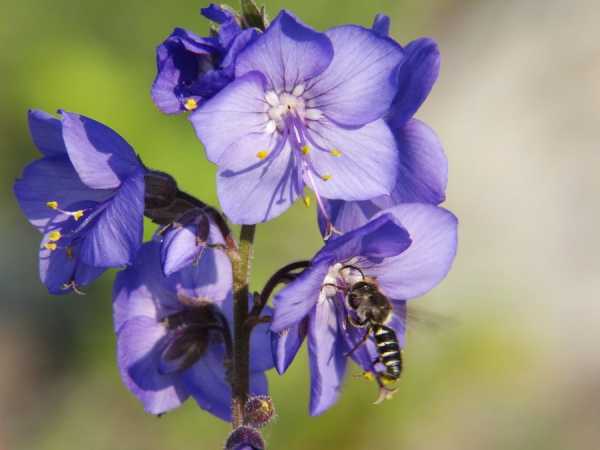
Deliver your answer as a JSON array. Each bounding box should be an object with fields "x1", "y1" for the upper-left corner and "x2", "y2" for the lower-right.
[{"x1": 230, "y1": 224, "x2": 256, "y2": 428}]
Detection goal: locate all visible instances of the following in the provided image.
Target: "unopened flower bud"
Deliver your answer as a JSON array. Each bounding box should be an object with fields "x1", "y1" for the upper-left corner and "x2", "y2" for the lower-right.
[
  {"x1": 224, "y1": 426, "x2": 264, "y2": 450},
  {"x1": 244, "y1": 395, "x2": 275, "y2": 428}
]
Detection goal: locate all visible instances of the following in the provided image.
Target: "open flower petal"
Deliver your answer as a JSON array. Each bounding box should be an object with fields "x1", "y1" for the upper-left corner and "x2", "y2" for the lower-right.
[
  {"x1": 305, "y1": 25, "x2": 403, "y2": 126},
  {"x1": 235, "y1": 10, "x2": 333, "y2": 92},
  {"x1": 271, "y1": 261, "x2": 330, "y2": 333},
  {"x1": 79, "y1": 172, "x2": 144, "y2": 267},
  {"x1": 189, "y1": 71, "x2": 270, "y2": 164},
  {"x1": 61, "y1": 111, "x2": 141, "y2": 189},
  {"x1": 272, "y1": 319, "x2": 307, "y2": 374},
  {"x1": 27, "y1": 109, "x2": 66, "y2": 157},
  {"x1": 369, "y1": 204, "x2": 458, "y2": 299},
  {"x1": 308, "y1": 300, "x2": 347, "y2": 416},
  {"x1": 307, "y1": 118, "x2": 398, "y2": 201},
  {"x1": 388, "y1": 38, "x2": 440, "y2": 128},
  {"x1": 217, "y1": 140, "x2": 303, "y2": 224},
  {"x1": 117, "y1": 316, "x2": 190, "y2": 415},
  {"x1": 314, "y1": 213, "x2": 411, "y2": 265}
]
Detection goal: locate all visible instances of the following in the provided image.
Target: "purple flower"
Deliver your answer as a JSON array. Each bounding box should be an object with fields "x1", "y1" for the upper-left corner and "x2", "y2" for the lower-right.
[
  {"x1": 189, "y1": 10, "x2": 405, "y2": 224},
  {"x1": 158, "y1": 208, "x2": 225, "y2": 276},
  {"x1": 318, "y1": 16, "x2": 446, "y2": 235},
  {"x1": 152, "y1": 5, "x2": 259, "y2": 114},
  {"x1": 114, "y1": 241, "x2": 272, "y2": 420},
  {"x1": 13, "y1": 110, "x2": 145, "y2": 294},
  {"x1": 271, "y1": 204, "x2": 458, "y2": 415}
]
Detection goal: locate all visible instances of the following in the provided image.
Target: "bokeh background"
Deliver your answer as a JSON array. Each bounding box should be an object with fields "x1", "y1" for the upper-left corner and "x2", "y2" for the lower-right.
[{"x1": 1, "y1": 0, "x2": 599, "y2": 449}]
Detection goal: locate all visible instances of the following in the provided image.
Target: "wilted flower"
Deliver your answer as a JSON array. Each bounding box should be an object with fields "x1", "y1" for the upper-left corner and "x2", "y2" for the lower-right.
[
  {"x1": 271, "y1": 204, "x2": 457, "y2": 414},
  {"x1": 114, "y1": 242, "x2": 273, "y2": 420},
  {"x1": 13, "y1": 110, "x2": 145, "y2": 294},
  {"x1": 152, "y1": 4, "x2": 259, "y2": 114},
  {"x1": 190, "y1": 10, "x2": 404, "y2": 224}
]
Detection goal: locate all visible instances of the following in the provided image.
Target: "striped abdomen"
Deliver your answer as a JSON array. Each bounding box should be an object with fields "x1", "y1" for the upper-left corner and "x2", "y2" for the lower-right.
[{"x1": 373, "y1": 324, "x2": 402, "y2": 380}]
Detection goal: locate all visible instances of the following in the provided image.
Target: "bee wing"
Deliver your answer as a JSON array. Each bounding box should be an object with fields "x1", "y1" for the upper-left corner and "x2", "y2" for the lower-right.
[{"x1": 406, "y1": 306, "x2": 457, "y2": 332}]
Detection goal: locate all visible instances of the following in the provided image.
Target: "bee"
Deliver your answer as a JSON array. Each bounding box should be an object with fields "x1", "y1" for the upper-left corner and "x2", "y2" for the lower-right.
[{"x1": 341, "y1": 266, "x2": 403, "y2": 404}]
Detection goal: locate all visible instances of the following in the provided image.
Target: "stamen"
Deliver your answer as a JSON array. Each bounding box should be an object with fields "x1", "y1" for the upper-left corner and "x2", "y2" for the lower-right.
[
  {"x1": 72, "y1": 210, "x2": 85, "y2": 221},
  {"x1": 303, "y1": 195, "x2": 311, "y2": 207},
  {"x1": 292, "y1": 84, "x2": 305, "y2": 97},
  {"x1": 301, "y1": 145, "x2": 310, "y2": 155},
  {"x1": 48, "y1": 230, "x2": 62, "y2": 242},
  {"x1": 256, "y1": 150, "x2": 269, "y2": 160},
  {"x1": 47, "y1": 201, "x2": 59, "y2": 210},
  {"x1": 330, "y1": 149, "x2": 342, "y2": 157},
  {"x1": 66, "y1": 246, "x2": 74, "y2": 259},
  {"x1": 305, "y1": 109, "x2": 323, "y2": 121},
  {"x1": 265, "y1": 91, "x2": 279, "y2": 107},
  {"x1": 321, "y1": 174, "x2": 332, "y2": 181},
  {"x1": 265, "y1": 120, "x2": 277, "y2": 134},
  {"x1": 44, "y1": 242, "x2": 58, "y2": 251},
  {"x1": 184, "y1": 98, "x2": 198, "y2": 111}
]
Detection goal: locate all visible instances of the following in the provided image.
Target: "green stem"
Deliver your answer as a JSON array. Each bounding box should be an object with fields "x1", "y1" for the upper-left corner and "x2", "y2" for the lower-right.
[{"x1": 230, "y1": 224, "x2": 256, "y2": 428}]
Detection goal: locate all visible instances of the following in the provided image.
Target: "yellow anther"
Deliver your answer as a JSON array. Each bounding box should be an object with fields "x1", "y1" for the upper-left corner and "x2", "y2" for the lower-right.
[
  {"x1": 66, "y1": 246, "x2": 74, "y2": 259},
  {"x1": 44, "y1": 242, "x2": 58, "y2": 251},
  {"x1": 301, "y1": 145, "x2": 311, "y2": 155},
  {"x1": 72, "y1": 210, "x2": 85, "y2": 221},
  {"x1": 47, "y1": 201, "x2": 59, "y2": 210},
  {"x1": 184, "y1": 98, "x2": 198, "y2": 111},
  {"x1": 303, "y1": 194, "x2": 311, "y2": 208},
  {"x1": 256, "y1": 150, "x2": 269, "y2": 160},
  {"x1": 48, "y1": 230, "x2": 62, "y2": 242},
  {"x1": 321, "y1": 174, "x2": 332, "y2": 181},
  {"x1": 330, "y1": 148, "x2": 342, "y2": 157},
  {"x1": 362, "y1": 372, "x2": 375, "y2": 382}
]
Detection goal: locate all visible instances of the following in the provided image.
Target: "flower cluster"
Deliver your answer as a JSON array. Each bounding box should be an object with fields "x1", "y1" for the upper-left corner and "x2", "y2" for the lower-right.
[{"x1": 13, "y1": 1, "x2": 458, "y2": 446}]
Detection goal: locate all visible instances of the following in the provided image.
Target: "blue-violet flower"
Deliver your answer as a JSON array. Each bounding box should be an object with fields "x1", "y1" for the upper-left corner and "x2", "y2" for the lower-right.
[
  {"x1": 189, "y1": 10, "x2": 405, "y2": 224},
  {"x1": 14, "y1": 110, "x2": 145, "y2": 294},
  {"x1": 271, "y1": 204, "x2": 458, "y2": 415}
]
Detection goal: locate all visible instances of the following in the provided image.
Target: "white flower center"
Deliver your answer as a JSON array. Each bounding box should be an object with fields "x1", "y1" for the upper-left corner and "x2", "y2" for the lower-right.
[{"x1": 264, "y1": 85, "x2": 323, "y2": 134}]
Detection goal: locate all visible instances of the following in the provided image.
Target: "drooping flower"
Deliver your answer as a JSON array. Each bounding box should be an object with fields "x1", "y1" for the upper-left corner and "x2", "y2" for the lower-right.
[
  {"x1": 189, "y1": 10, "x2": 405, "y2": 224},
  {"x1": 152, "y1": 4, "x2": 259, "y2": 114},
  {"x1": 114, "y1": 241, "x2": 272, "y2": 420},
  {"x1": 271, "y1": 204, "x2": 458, "y2": 415},
  {"x1": 13, "y1": 110, "x2": 145, "y2": 294},
  {"x1": 158, "y1": 208, "x2": 224, "y2": 276},
  {"x1": 319, "y1": 15, "x2": 446, "y2": 235}
]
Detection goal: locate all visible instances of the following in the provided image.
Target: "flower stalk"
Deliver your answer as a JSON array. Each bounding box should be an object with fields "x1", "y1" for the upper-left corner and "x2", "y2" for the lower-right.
[{"x1": 230, "y1": 224, "x2": 256, "y2": 427}]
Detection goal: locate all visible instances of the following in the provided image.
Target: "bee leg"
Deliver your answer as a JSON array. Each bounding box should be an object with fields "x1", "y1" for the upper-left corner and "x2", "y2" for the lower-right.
[
  {"x1": 369, "y1": 361, "x2": 399, "y2": 405},
  {"x1": 373, "y1": 375, "x2": 399, "y2": 405},
  {"x1": 347, "y1": 315, "x2": 368, "y2": 328},
  {"x1": 344, "y1": 327, "x2": 371, "y2": 357}
]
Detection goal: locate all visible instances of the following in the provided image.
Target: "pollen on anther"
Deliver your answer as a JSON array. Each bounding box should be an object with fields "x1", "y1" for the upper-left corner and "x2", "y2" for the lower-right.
[
  {"x1": 72, "y1": 210, "x2": 85, "y2": 221},
  {"x1": 48, "y1": 230, "x2": 62, "y2": 242},
  {"x1": 330, "y1": 149, "x2": 342, "y2": 157},
  {"x1": 303, "y1": 195, "x2": 311, "y2": 207},
  {"x1": 44, "y1": 242, "x2": 58, "y2": 251},
  {"x1": 184, "y1": 98, "x2": 198, "y2": 111},
  {"x1": 256, "y1": 150, "x2": 269, "y2": 160},
  {"x1": 47, "y1": 201, "x2": 59, "y2": 210},
  {"x1": 322, "y1": 174, "x2": 332, "y2": 181},
  {"x1": 301, "y1": 145, "x2": 310, "y2": 155}
]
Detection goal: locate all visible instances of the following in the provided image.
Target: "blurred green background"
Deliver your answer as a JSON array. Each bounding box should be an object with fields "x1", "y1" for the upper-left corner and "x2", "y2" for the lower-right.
[{"x1": 1, "y1": 0, "x2": 599, "y2": 449}]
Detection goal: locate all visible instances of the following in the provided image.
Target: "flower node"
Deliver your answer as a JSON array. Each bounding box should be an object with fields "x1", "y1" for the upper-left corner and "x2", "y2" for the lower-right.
[
  {"x1": 244, "y1": 395, "x2": 275, "y2": 428},
  {"x1": 224, "y1": 426, "x2": 265, "y2": 450}
]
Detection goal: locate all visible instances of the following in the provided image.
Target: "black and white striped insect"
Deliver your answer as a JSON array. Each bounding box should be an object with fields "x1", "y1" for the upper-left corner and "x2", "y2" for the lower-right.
[{"x1": 344, "y1": 273, "x2": 403, "y2": 404}]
